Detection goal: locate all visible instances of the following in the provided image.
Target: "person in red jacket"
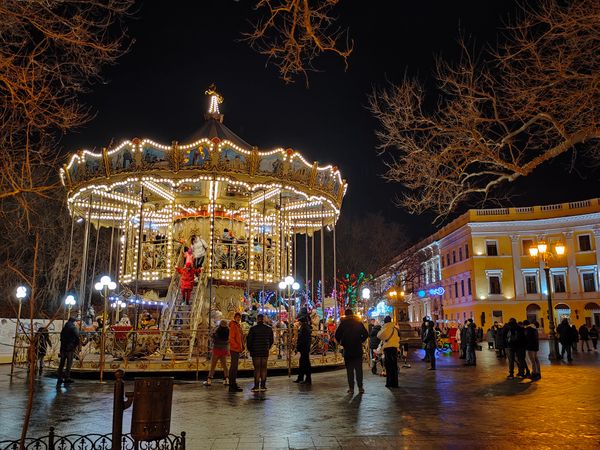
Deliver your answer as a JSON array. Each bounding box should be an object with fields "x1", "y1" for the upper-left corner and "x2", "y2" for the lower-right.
[{"x1": 176, "y1": 262, "x2": 200, "y2": 305}]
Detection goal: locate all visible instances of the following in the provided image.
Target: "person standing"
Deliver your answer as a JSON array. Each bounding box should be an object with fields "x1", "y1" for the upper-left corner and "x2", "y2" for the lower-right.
[
  {"x1": 421, "y1": 317, "x2": 430, "y2": 362},
  {"x1": 505, "y1": 318, "x2": 522, "y2": 379},
  {"x1": 228, "y1": 313, "x2": 244, "y2": 392},
  {"x1": 486, "y1": 327, "x2": 494, "y2": 350},
  {"x1": 246, "y1": 314, "x2": 274, "y2": 392},
  {"x1": 34, "y1": 325, "x2": 52, "y2": 376},
  {"x1": 589, "y1": 325, "x2": 598, "y2": 350},
  {"x1": 191, "y1": 234, "x2": 208, "y2": 269},
  {"x1": 423, "y1": 320, "x2": 437, "y2": 370},
  {"x1": 176, "y1": 262, "x2": 200, "y2": 305},
  {"x1": 455, "y1": 324, "x2": 463, "y2": 358},
  {"x1": 465, "y1": 319, "x2": 477, "y2": 366},
  {"x1": 294, "y1": 316, "x2": 312, "y2": 384},
  {"x1": 579, "y1": 324, "x2": 591, "y2": 352},
  {"x1": 57, "y1": 317, "x2": 80, "y2": 386},
  {"x1": 557, "y1": 318, "x2": 573, "y2": 361},
  {"x1": 523, "y1": 320, "x2": 541, "y2": 380},
  {"x1": 460, "y1": 321, "x2": 468, "y2": 359},
  {"x1": 494, "y1": 322, "x2": 506, "y2": 358},
  {"x1": 204, "y1": 320, "x2": 230, "y2": 386},
  {"x1": 335, "y1": 309, "x2": 369, "y2": 394},
  {"x1": 369, "y1": 320, "x2": 382, "y2": 374},
  {"x1": 377, "y1": 316, "x2": 400, "y2": 387}
]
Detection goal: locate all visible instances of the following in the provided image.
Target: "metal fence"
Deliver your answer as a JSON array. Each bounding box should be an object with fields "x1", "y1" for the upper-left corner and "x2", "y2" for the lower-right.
[{"x1": 0, "y1": 428, "x2": 185, "y2": 450}]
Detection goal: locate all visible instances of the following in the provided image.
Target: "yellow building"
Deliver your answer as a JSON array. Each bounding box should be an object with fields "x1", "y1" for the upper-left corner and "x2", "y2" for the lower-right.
[{"x1": 379, "y1": 199, "x2": 600, "y2": 334}]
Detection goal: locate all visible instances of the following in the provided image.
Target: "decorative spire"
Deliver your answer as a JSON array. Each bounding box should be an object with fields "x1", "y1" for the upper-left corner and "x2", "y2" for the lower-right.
[{"x1": 205, "y1": 84, "x2": 224, "y2": 122}]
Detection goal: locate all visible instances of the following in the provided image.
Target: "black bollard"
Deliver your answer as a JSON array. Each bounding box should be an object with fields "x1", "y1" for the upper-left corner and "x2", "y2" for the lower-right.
[{"x1": 112, "y1": 369, "x2": 134, "y2": 450}]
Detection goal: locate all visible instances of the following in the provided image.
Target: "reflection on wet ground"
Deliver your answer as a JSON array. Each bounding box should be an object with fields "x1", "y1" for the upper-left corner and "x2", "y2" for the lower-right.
[{"x1": 2, "y1": 342, "x2": 599, "y2": 449}]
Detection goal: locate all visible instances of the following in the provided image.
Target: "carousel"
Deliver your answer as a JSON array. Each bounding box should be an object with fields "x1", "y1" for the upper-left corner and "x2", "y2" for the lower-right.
[{"x1": 45, "y1": 86, "x2": 347, "y2": 374}]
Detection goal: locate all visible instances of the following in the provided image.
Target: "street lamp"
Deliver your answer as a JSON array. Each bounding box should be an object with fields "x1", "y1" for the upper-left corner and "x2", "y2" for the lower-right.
[
  {"x1": 529, "y1": 241, "x2": 565, "y2": 360},
  {"x1": 95, "y1": 275, "x2": 117, "y2": 383},
  {"x1": 110, "y1": 297, "x2": 127, "y2": 322},
  {"x1": 64, "y1": 294, "x2": 76, "y2": 326},
  {"x1": 10, "y1": 286, "x2": 27, "y2": 377}
]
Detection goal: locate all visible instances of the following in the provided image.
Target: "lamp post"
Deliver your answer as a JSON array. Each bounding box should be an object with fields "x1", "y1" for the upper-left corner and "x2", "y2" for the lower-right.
[
  {"x1": 64, "y1": 294, "x2": 76, "y2": 327},
  {"x1": 111, "y1": 298, "x2": 127, "y2": 323},
  {"x1": 529, "y1": 241, "x2": 565, "y2": 360},
  {"x1": 10, "y1": 286, "x2": 27, "y2": 377},
  {"x1": 95, "y1": 275, "x2": 117, "y2": 383}
]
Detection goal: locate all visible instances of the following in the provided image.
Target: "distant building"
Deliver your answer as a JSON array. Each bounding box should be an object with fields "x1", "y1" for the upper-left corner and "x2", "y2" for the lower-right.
[{"x1": 376, "y1": 198, "x2": 600, "y2": 332}]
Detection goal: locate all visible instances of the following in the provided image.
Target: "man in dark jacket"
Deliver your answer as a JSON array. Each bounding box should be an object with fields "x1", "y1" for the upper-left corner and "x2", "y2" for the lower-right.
[
  {"x1": 557, "y1": 318, "x2": 573, "y2": 361},
  {"x1": 465, "y1": 320, "x2": 477, "y2": 366},
  {"x1": 246, "y1": 314, "x2": 274, "y2": 392},
  {"x1": 505, "y1": 318, "x2": 529, "y2": 379},
  {"x1": 579, "y1": 324, "x2": 591, "y2": 352},
  {"x1": 335, "y1": 309, "x2": 368, "y2": 394},
  {"x1": 57, "y1": 317, "x2": 80, "y2": 386},
  {"x1": 294, "y1": 317, "x2": 312, "y2": 384}
]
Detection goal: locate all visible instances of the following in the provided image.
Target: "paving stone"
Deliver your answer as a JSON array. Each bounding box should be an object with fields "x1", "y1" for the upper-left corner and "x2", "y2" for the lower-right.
[{"x1": 1, "y1": 342, "x2": 599, "y2": 448}]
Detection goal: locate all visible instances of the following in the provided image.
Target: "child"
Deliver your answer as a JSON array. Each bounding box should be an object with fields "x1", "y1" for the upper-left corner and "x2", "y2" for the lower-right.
[{"x1": 176, "y1": 262, "x2": 200, "y2": 305}]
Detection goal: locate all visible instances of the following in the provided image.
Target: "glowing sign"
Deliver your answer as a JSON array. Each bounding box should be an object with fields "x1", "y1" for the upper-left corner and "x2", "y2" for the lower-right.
[{"x1": 418, "y1": 287, "x2": 445, "y2": 298}]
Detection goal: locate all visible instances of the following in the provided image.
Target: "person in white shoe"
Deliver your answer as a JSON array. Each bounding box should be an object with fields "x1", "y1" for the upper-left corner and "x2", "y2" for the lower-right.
[{"x1": 204, "y1": 320, "x2": 230, "y2": 386}]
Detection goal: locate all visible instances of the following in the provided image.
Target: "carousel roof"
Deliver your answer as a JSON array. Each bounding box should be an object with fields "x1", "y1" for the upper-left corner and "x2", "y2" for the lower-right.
[{"x1": 186, "y1": 114, "x2": 252, "y2": 149}]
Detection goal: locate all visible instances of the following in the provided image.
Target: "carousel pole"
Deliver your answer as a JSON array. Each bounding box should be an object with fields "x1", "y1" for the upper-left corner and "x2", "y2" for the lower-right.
[
  {"x1": 311, "y1": 225, "x2": 315, "y2": 304},
  {"x1": 64, "y1": 212, "x2": 76, "y2": 297},
  {"x1": 246, "y1": 195, "x2": 251, "y2": 301},
  {"x1": 108, "y1": 217, "x2": 117, "y2": 281},
  {"x1": 305, "y1": 225, "x2": 308, "y2": 307},
  {"x1": 208, "y1": 178, "x2": 216, "y2": 343},
  {"x1": 261, "y1": 189, "x2": 266, "y2": 298},
  {"x1": 333, "y1": 221, "x2": 337, "y2": 321},
  {"x1": 320, "y1": 205, "x2": 325, "y2": 324},
  {"x1": 86, "y1": 196, "x2": 103, "y2": 312},
  {"x1": 134, "y1": 184, "x2": 144, "y2": 330},
  {"x1": 79, "y1": 194, "x2": 93, "y2": 317}
]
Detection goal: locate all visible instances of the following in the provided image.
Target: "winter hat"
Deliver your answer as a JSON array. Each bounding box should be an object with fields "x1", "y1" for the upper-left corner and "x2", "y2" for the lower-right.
[{"x1": 384, "y1": 316, "x2": 392, "y2": 323}]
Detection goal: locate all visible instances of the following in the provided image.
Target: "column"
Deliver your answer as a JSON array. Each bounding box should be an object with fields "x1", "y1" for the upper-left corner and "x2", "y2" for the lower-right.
[
  {"x1": 564, "y1": 231, "x2": 579, "y2": 294},
  {"x1": 510, "y1": 235, "x2": 524, "y2": 297}
]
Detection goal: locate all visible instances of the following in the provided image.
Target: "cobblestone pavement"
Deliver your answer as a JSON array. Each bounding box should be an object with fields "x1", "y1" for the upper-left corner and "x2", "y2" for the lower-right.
[{"x1": 2, "y1": 342, "x2": 600, "y2": 449}]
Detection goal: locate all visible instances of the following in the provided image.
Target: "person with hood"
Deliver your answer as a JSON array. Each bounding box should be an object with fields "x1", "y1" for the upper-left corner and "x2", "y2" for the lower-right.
[
  {"x1": 369, "y1": 319, "x2": 382, "y2": 374},
  {"x1": 486, "y1": 327, "x2": 495, "y2": 349},
  {"x1": 246, "y1": 314, "x2": 274, "y2": 392},
  {"x1": 176, "y1": 262, "x2": 200, "y2": 305},
  {"x1": 589, "y1": 325, "x2": 598, "y2": 350},
  {"x1": 557, "y1": 318, "x2": 573, "y2": 361},
  {"x1": 228, "y1": 312, "x2": 244, "y2": 392},
  {"x1": 294, "y1": 316, "x2": 312, "y2": 384},
  {"x1": 57, "y1": 317, "x2": 80, "y2": 386},
  {"x1": 423, "y1": 320, "x2": 437, "y2": 370},
  {"x1": 204, "y1": 320, "x2": 230, "y2": 386},
  {"x1": 335, "y1": 309, "x2": 369, "y2": 394},
  {"x1": 34, "y1": 325, "x2": 52, "y2": 376},
  {"x1": 377, "y1": 316, "x2": 400, "y2": 387},
  {"x1": 523, "y1": 320, "x2": 541, "y2": 380},
  {"x1": 465, "y1": 319, "x2": 477, "y2": 366},
  {"x1": 460, "y1": 321, "x2": 468, "y2": 359},
  {"x1": 579, "y1": 324, "x2": 591, "y2": 352}
]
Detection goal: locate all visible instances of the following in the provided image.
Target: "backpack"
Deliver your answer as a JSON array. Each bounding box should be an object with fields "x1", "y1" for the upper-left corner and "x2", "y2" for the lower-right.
[{"x1": 506, "y1": 328, "x2": 516, "y2": 345}]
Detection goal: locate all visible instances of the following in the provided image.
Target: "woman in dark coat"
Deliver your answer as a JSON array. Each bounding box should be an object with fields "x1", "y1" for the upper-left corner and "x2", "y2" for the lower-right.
[
  {"x1": 523, "y1": 320, "x2": 540, "y2": 380},
  {"x1": 294, "y1": 317, "x2": 312, "y2": 384}
]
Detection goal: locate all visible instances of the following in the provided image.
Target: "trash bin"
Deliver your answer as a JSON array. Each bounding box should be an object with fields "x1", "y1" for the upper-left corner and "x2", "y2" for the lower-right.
[{"x1": 131, "y1": 377, "x2": 174, "y2": 441}]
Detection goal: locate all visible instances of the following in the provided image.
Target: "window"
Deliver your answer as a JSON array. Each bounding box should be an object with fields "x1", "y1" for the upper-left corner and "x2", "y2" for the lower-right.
[
  {"x1": 449, "y1": 284, "x2": 452, "y2": 299},
  {"x1": 465, "y1": 244, "x2": 469, "y2": 259},
  {"x1": 553, "y1": 274, "x2": 566, "y2": 293},
  {"x1": 578, "y1": 234, "x2": 592, "y2": 252},
  {"x1": 460, "y1": 279, "x2": 465, "y2": 296},
  {"x1": 582, "y1": 273, "x2": 596, "y2": 292},
  {"x1": 446, "y1": 254, "x2": 450, "y2": 266},
  {"x1": 452, "y1": 251, "x2": 456, "y2": 264},
  {"x1": 486, "y1": 240, "x2": 498, "y2": 256},
  {"x1": 522, "y1": 239, "x2": 534, "y2": 255},
  {"x1": 454, "y1": 282, "x2": 458, "y2": 297},
  {"x1": 459, "y1": 248, "x2": 463, "y2": 261},
  {"x1": 525, "y1": 275, "x2": 538, "y2": 294},
  {"x1": 489, "y1": 276, "x2": 501, "y2": 294},
  {"x1": 467, "y1": 277, "x2": 472, "y2": 295},
  {"x1": 441, "y1": 257, "x2": 444, "y2": 268}
]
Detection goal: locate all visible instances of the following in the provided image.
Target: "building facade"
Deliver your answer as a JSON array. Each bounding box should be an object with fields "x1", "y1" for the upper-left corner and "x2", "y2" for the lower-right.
[{"x1": 380, "y1": 199, "x2": 600, "y2": 333}]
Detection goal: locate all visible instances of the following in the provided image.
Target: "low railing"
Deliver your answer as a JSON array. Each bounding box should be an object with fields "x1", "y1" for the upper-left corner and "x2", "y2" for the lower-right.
[
  {"x1": 0, "y1": 429, "x2": 185, "y2": 450},
  {"x1": 13, "y1": 327, "x2": 345, "y2": 372}
]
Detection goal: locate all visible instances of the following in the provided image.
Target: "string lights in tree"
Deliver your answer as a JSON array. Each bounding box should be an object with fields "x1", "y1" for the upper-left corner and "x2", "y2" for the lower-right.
[{"x1": 337, "y1": 272, "x2": 373, "y2": 308}]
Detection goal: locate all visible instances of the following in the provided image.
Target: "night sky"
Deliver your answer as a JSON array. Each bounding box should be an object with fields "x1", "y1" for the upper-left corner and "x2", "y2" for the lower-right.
[{"x1": 61, "y1": 0, "x2": 599, "y2": 241}]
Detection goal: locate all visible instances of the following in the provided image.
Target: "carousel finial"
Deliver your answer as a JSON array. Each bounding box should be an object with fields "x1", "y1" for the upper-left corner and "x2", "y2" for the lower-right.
[{"x1": 205, "y1": 84, "x2": 224, "y2": 115}]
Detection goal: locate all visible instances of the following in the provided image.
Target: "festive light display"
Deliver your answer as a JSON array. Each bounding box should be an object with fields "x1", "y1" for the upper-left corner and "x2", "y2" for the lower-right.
[{"x1": 337, "y1": 272, "x2": 373, "y2": 307}]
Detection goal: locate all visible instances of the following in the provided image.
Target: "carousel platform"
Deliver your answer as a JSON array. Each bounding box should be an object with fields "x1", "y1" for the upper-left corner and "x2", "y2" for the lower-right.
[{"x1": 47, "y1": 352, "x2": 345, "y2": 378}]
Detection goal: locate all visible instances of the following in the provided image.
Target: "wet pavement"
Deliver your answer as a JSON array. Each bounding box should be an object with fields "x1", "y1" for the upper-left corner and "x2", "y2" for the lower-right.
[{"x1": 2, "y1": 342, "x2": 600, "y2": 449}]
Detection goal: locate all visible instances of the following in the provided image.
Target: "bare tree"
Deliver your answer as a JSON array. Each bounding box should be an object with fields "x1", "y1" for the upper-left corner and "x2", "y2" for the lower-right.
[
  {"x1": 245, "y1": 0, "x2": 353, "y2": 84},
  {"x1": 369, "y1": 0, "x2": 600, "y2": 222}
]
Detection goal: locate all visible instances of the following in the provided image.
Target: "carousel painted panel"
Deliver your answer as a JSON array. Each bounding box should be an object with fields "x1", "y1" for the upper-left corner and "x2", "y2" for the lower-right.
[
  {"x1": 109, "y1": 145, "x2": 135, "y2": 173},
  {"x1": 289, "y1": 156, "x2": 311, "y2": 183},
  {"x1": 141, "y1": 144, "x2": 170, "y2": 169},
  {"x1": 183, "y1": 145, "x2": 210, "y2": 169},
  {"x1": 219, "y1": 146, "x2": 248, "y2": 172},
  {"x1": 257, "y1": 152, "x2": 285, "y2": 176}
]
